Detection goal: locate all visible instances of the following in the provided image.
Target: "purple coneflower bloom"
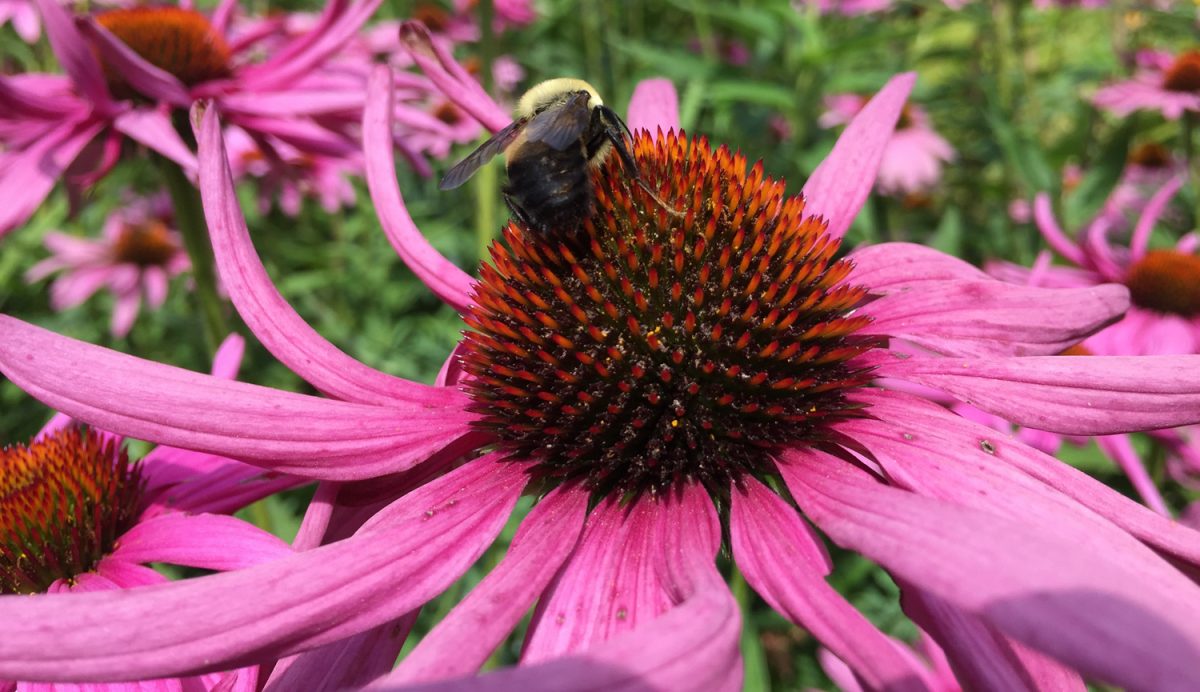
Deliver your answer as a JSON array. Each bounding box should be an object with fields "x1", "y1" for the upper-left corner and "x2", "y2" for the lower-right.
[
  {"x1": 4, "y1": 34, "x2": 1200, "y2": 690},
  {"x1": 1, "y1": 334, "x2": 299, "y2": 691},
  {"x1": 25, "y1": 192, "x2": 190, "y2": 337},
  {"x1": 820, "y1": 94, "x2": 955, "y2": 198},
  {"x1": 1093, "y1": 48, "x2": 1200, "y2": 120},
  {"x1": 987, "y1": 175, "x2": 1200, "y2": 514}
]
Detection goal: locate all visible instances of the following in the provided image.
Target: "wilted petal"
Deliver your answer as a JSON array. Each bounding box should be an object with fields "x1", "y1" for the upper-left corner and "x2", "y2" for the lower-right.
[
  {"x1": 363, "y1": 67, "x2": 475, "y2": 314},
  {"x1": 383, "y1": 487, "x2": 589, "y2": 684},
  {"x1": 0, "y1": 454, "x2": 527, "y2": 681},
  {"x1": 0, "y1": 315, "x2": 475, "y2": 480},
  {"x1": 730, "y1": 477, "x2": 928, "y2": 690},
  {"x1": 626, "y1": 78, "x2": 680, "y2": 134},
  {"x1": 801, "y1": 73, "x2": 916, "y2": 242},
  {"x1": 782, "y1": 451, "x2": 1200, "y2": 690},
  {"x1": 197, "y1": 103, "x2": 457, "y2": 408},
  {"x1": 875, "y1": 352, "x2": 1200, "y2": 435},
  {"x1": 112, "y1": 514, "x2": 293, "y2": 570},
  {"x1": 863, "y1": 280, "x2": 1128, "y2": 357}
]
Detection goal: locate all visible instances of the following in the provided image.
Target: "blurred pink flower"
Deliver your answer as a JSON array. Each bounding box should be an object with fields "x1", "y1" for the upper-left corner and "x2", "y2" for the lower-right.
[
  {"x1": 1107, "y1": 142, "x2": 1186, "y2": 225},
  {"x1": 798, "y1": 0, "x2": 895, "y2": 15},
  {"x1": 0, "y1": 40, "x2": 1198, "y2": 689},
  {"x1": 0, "y1": 333, "x2": 299, "y2": 690},
  {"x1": 1094, "y1": 49, "x2": 1200, "y2": 120},
  {"x1": 821, "y1": 93, "x2": 955, "y2": 196},
  {"x1": 224, "y1": 126, "x2": 359, "y2": 216},
  {"x1": 1032, "y1": 0, "x2": 1107, "y2": 8},
  {"x1": 0, "y1": 0, "x2": 40, "y2": 41},
  {"x1": 25, "y1": 193, "x2": 190, "y2": 337},
  {"x1": 987, "y1": 175, "x2": 1200, "y2": 513}
]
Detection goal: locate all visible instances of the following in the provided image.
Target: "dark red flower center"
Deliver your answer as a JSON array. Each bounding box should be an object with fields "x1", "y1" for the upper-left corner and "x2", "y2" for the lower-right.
[
  {"x1": 462, "y1": 131, "x2": 877, "y2": 495},
  {"x1": 1128, "y1": 142, "x2": 1172, "y2": 169},
  {"x1": 1162, "y1": 50, "x2": 1200, "y2": 93},
  {"x1": 113, "y1": 220, "x2": 179, "y2": 267},
  {"x1": 1, "y1": 428, "x2": 144, "y2": 594},
  {"x1": 1125, "y1": 250, "x2": 1200, "y2": 317},
  {"x1": 413, "y1": 4, "x2": 452, "y2": 33},
  {"x1": 96, "y1": 7, "x2": 231, "y2": 95}
]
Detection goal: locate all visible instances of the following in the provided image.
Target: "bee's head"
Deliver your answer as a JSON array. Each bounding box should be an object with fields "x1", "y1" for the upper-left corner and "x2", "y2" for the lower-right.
[{"x1": 516, "y1": 78, "x2": 604, "y2": 118}]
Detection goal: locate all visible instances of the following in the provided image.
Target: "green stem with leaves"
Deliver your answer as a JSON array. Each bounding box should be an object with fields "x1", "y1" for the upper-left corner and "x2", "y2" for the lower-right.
[{"x1": 158, "y1": 156, "x2": 228, "y2": 356}]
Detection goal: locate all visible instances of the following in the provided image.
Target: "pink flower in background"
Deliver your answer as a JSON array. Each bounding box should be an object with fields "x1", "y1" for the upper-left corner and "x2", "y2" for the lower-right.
[
  {"x1": 25, "y1": 193, "x2": 190, "y2": 337},
  {"x1": 1094, "y1": 49, "x2": 1200, "y2": 120},
  {"x1": 0, "y1": 35, "x2": 1199, "y2": 689},
  {"x1": 797, "y1": 0, "x2": 895, "y2": 16},
  {"x1": 987, "y1": 175, "x2": 1200, "y2": 513},
  {"x1": 0, "y1": 0, "x2": 39, "y2": 41},
  {"x1": 1107, "y1": 142, "x2": 1186, "y2": 225},
  {"x1": 224, "y1": 126, "x2": 360, "y2": 216},
  {"x1": 0, "y1": 334, "x2": 299, "y2": 690},
  {"x1": 821, "y1": 93, "x2": 955, "y2": 196},
  {"x1": 1032, "y1": 0, "x2": 1107, "y2": 8}
]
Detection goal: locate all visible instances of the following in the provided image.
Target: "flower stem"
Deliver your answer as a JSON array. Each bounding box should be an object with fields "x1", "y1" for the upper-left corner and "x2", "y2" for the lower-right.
[
  {"x1": 1184, "y1": 112, "x2": 1198, "y2": 230},
  {"x1": 731, "y1": 568, "x2": 770, "y2": 692},
  {"x1": 158, "y1": 156, "x2": 228, "y2": 355}
]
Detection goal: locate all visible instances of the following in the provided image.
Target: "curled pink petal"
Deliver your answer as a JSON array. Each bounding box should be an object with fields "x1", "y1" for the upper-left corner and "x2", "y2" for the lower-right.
[
  {"x1": 875, "y1": 352, "x2": 1200, "y2": 435},
  {"x1": 196, "y1": 103, "x2": 454, "y2": 407},
  {"x1": 0, "y1": 455, "x2": 527, "y2": 682},
  {"x1": 801, "y1": 73, "x2": 916, "y2": 242},
  {"x1": 1129, "y1": 174, "x2": 1187, "y2": 261},
  {"x1": 0, "y1": 315, "x2": 475, "y2": 479},
  {"x1": 385, "y1": 486, "x2": 589, "y2": 683},
  {"x1": 1032, "y1": 194, "x2": 1086, "y2": 266},
  {"x1": 113, "y1": 513, "x2": 293, "y2": 570},
  {"x1": 626, "y1": 78, "x2": 680, "y2": 134},
  {"x1": 363, "y1": 67, "x2": 475, "y2": 314},
  {"x1": 398, "y1": 21, "x2": 510, "y2": 133}
]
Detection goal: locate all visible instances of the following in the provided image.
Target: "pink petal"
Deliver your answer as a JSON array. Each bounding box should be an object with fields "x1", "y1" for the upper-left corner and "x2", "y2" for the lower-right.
[
  {"x1": 782, "y1": 450, "x2": 1200, "y2": 690},
  {"x1": 0, "y1": 119, "x2": 105, "y2": 237},
  {"x1": 196, "y1": 103, "x2": 457, "y2": 408},
  {"x1": 113, "y1": 109, "x2": 199, "y2": 174},
  {"x1": 875, "y1": 352, "x2": 1200, "y2": 435},
  {"x1": 1129, "y1": 174, "x2": 1187, "y2": 261},
  {"x1": 848, "y1": 241, "x2": 990, "y2": 287},
  {"x1": 730, "y1": 477, "x2": 928, "y2": 690},
  {"x1": 383, "y1": 487, "x2": 589, "y2": 683},
  {"x1": 626, "y1": 78, "x2": 680, "y2": 134},
  {"x1": 290, "y1": 481, "x2": 340, "y2": 551},
  {"x1": 32, "y1": 0, "x2": 112, "y2": 110},
  {"x1": 266, "y1": 614, "x2": 417, "y2": 691},
  {"x1": 1032, "y1": 194, "x2": 1086, "y2": 266},
  {"x1": 801, "y1": 73, "x2": 916, "y2": 242},
  {"x1": 0, "y1": 315, "x2": 475, "y2": 480},
  {"x1": 110, "y1": 291, "x2": 141, "y2": 337},
  {"x1": 139, "y1": 447, "x2": 302, "y2": 518},
  {"x1": 854, "y1": 387, "x2": 1200, "y2": 568},
  {"x1": 142, "y1": 266, "x2": 169, "y2": 309},
  {"x1": 522, "y1": 495, "x2": 675, "y2": 661},
  {"x1": 78, "y1": 18, "x2": 191, "y2": 106},
  {"x1": 227, "y1": 114, "x2": 355, "y2": 158},
  {"x1": 1095, "y1": 434, "x2": 1170, "y2": 516},
  {"x1": 0, "y1": 455, "x2": 527, "y2": 681},
  {"x1": 363, "y1": 67, "x2": 476, "y2": 314},
  {"x1": 398, "y1": 21, "x2": 510, "y2": 133},
  {"x1": 210, "y1": 334, "x2": 245, "y2": 380},
  {"x1": 903, "y1": 587, "x2": 1085, "y2": 692},
  {"x1": 113, "y1": 513, "x2": 293, "y2": 571},
  {"x1": 863, "y1": 280, "x2": 1128, "y2": 357},
  {"x1": 94, "y1": 558, "x2": 170, "y2": 589}
]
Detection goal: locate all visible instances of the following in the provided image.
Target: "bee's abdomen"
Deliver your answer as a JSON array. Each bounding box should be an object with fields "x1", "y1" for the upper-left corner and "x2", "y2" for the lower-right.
[{"x1": 505, "y1": 142, "x2": 592, "y2": 235}]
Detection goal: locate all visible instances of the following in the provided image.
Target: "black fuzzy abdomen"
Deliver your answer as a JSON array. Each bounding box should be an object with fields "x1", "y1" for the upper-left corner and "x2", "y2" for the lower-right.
[{"x1": 504, "y1": 141, "x2": 592, "y2": 237}]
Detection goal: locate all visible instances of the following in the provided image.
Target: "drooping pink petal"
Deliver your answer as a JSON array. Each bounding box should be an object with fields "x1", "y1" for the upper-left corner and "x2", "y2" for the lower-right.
[
  {"x1": 626, "y1": 78, "x2": 680, "y2": 134},
  {"x1": 1032, "y1": 194, "x2": 1086, "y2": 266},
  {"x1": 363, "y1": 67, "x2": 475, "y2": 314},
  {"x1": 32, "y1": 0, "x2": 113, "y2": 111},
  {"x1": 522, "y1": 494, "x2": 675, "y2": 662},
  {"x1": 1129, "y1": 174, "x2": 1187, "y2": 261},
  {"x1": 78, "y1": 18, "x2": 191, "y2": 106},
  {"x1": 290, "y1": 482, "x2": 340, "y2": 551},
  {"x1": 93, "y1": 558, "x2": 170, "y2": 589},
  {"x1": 782, "y1": 450, "x2": 1200, "y2": 690},
  {"x1": 139, "y1": 446, "x2": 302, "y2": 518},
  {"x1": 853, "y1": 387, "x2": 1200, "y2": 568},
  {"x1": 730, "y1": 477, "x2": 928, "y2": 690},
  {"x1": 0, "y1": 119, "x2": 106, "y2": 238},
  {"x1": 902, "y1": 586, "x2": 1085, "y2": 692},
  {"x1": 228, "y1": 115, "x2": 356, "y2": 158},
  {"x1": 1095, "y1": 434, "x2": 1170, "y2": 516},
  {"x1": 265, "y1": 614, "x2": 418, "y2": 692},
  {"x1": 210, "y1": 334, "x2": 244, "y2": 380},
  {"x1": 801, "y1": 72, "x2": 916, "y2": 242},
  {"x1": 110, "y1": 291, "x2": 141, "y2": 337},
  {"x1": 112, "y1": 513, "x2": 293, "y2": 570},
  {"x1": 196, "y1": 103, "x2": 458, "y2": 408},
  {"x1": 848, "y1": 242, "x2": 990, "y2": 287},
  {"x1": 875, "y1": 352, "x2": 1200, "y2": 435},
  {"x1": 113, "y1": 109, "x2": 198, "y2": 174},
  {"x1": 0, "y1": 315, "x2": 475, "y2": 479},
  {"x1": 862, "y1": 280, "x2": 1127, "y2": 357},
  {"x1": 0, "y1": 454, "x2": 527, "y2": 682},
  {"x1": 384, "y1": 487, "x2": 589, "y2": 683},
  {"x1": 398, "y1": 21, "x2": 510, "y2": 133},
  {"x1": 239, "y1": 0, "x2": 382, "y2": 92}
]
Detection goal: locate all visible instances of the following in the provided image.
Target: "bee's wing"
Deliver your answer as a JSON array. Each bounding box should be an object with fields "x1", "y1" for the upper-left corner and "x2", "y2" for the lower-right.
[
  {"x1": 524, "y1": 92, "x2": 592, "y2": 151},
  {"x1": 439, "y1": 118, "x2": 529, "y2": 190}
]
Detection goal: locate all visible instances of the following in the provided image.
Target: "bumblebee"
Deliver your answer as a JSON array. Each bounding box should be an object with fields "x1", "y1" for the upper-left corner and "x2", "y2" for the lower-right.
[{"x1": 439, "y1": 78, "x2": 642, "y2": 238}]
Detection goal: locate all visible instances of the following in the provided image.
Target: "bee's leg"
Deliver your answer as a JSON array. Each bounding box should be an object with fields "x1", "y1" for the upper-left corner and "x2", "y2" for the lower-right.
[{"x1": 503, "y1": 192, "x2": 538, "y2": 231}]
